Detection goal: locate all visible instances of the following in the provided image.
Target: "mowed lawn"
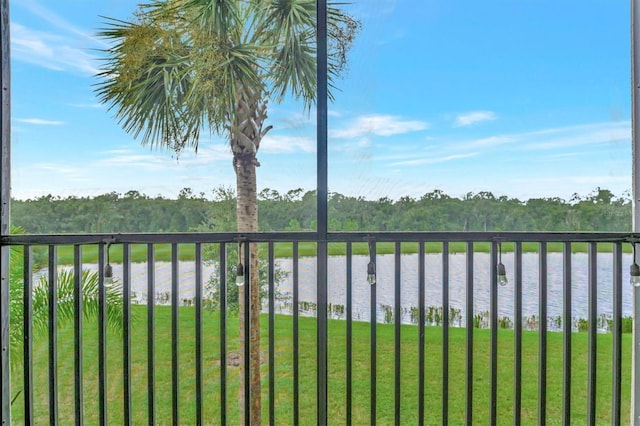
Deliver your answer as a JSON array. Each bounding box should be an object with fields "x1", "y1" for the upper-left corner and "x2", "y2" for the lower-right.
[
  {"x1": 10, "y1": 305, "x2": 631, "y2": 425},
  {"x1": 50, "y1": 240, "x2": 631, "y2": 265}
]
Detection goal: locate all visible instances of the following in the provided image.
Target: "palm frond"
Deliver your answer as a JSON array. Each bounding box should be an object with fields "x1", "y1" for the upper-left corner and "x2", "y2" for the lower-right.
[
  {"x1": 184, "y1": 0, "x2": 241, "y2": 38},
  {"x1": 254, "y1": 0, "x2": 317, "y2": 108},
  {"x1": 327, "y1": 2, "x2": 361, "y2": 81},
  {"x1": 95, "y1": 13, "x2": 204, "y2": 152},
  {"x1": 95, "y1": 0, "x2": 358, "y2": 153},
  {"x1": 8, "y1": 225, "x2": 124, "y2": 366},
  {"x1": 95, "y1": 2, "x2": 266, "y2": 151},
  {"x1": 9, "y1": 264, "x2": 124, "y2": 367},
  {"x1": 250, "y1": 0, "x2": 359, "y2": 108}
]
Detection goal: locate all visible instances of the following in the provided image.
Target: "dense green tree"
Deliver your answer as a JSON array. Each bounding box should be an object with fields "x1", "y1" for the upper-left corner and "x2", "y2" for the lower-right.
[{"x1": 12, "y1": 187, "x2": 632, "y2": 234}]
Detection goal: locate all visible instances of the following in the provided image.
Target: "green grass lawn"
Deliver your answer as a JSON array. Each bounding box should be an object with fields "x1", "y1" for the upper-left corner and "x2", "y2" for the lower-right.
[
  {"x1": 45, "y1": 240, "x2": 629, "y2": 265},
  {"x1": 10, "y1": 305, "x2": 631, "y2": 425}
]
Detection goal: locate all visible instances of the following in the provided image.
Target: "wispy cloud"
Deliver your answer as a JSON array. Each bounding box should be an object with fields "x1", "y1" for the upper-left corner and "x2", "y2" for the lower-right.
[
  {"x1": 451, "y1": 121, "x2": 629, "y2": 152},
  {"x1": 99, "y1": 144, "x2": 232, "y2": 170},
  {"x1": 331, "y1": 114, "x2": 429, "y2": 138},
  {"x1": 34, "y1": 163, "x2": 82, "y2": 175},
  {"x1": 378, "y1": 121, "x2": 628, "y2": 170},
  {"x1": 99, "y1": 153, "x2": 170, "y2": 171},
  {"x1": 545, "y1": 151, "x2": 587, "y2": 160},
  {"x1": 457, "y1": 135, "x2": 515, "y2": 149},
  {"x1": 31, "y1": 163, "x2": 92, "y2": 184},
  {"x1": 390, "y1": 152, "x2": 479, "y2": 167},
  {"x1": 454, "y1": 110, "x2": 497, "y2": 127},
  {"x1": 69, "y1": 103, "x2": 103, "y2": 109},
  {"x1": 15, "y1": 118, "x2": 65, "y2": 125},
  {"x1": 19, "y1": 0, "x2": 108, "y2": 47},
  {"x1": 513, "y1": 175, "x2": 629, "y2": 186},
  {"x1": 261, "y1": 135, "x2": 315, "y2": 154},
  {"x1": 11, "y1": 22, "x2": 99, "y2": 75},
  {"x1": 519, "y1": 122, "x2": 629, "y2": 151}
]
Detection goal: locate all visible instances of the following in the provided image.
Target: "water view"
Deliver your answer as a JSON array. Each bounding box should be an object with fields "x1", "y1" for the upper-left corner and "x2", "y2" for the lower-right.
[{"x1": 99, "y1": 252, "x2": 634, "y2": 328}]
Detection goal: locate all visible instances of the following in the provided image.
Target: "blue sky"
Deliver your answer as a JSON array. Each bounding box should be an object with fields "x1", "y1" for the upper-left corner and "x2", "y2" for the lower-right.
[{"x1": 9, "y1": 0, "x2": 630, "y2": 201}]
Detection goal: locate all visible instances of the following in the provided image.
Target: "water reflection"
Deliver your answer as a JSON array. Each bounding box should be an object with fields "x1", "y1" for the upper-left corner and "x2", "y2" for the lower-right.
[
  {"x1": 97, "y1": 252, "x2": 633, "y2": 329},
  {"x1": 277, "y1": 253, "x2": 634, "y2": 327}
]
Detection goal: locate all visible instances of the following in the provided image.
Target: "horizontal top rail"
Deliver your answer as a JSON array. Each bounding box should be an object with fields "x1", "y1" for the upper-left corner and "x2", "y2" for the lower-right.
[{"x1": 1, "y1": 231, "x2": 637, "y2": 246}]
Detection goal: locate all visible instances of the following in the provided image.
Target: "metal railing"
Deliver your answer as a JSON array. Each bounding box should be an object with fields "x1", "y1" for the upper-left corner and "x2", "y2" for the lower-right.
[{"x1": 1, "y1": 231, "x2": 634, "y2": 424}]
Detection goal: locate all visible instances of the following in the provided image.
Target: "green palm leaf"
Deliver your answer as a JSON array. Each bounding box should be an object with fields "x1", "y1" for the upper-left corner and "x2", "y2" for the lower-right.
[{"x1": 9, "y1": 226, "x2": 124, "y2": 366}]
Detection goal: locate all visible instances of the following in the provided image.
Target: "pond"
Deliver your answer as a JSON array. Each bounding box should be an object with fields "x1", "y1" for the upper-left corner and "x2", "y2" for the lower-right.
[{"x1": 101, "y1": 252, "x2": 635, "y2": 328}]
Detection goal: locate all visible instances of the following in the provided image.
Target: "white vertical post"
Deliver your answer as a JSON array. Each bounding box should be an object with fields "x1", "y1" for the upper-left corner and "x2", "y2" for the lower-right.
[{"x1": 632, "y1": 0, "x2": 640, "y2": 423}]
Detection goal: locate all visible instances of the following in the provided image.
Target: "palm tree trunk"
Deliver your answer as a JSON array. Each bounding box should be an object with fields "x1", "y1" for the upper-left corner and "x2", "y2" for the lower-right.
[{"x1": 235, "y1": 156, "x2": 261, "y2": 425}]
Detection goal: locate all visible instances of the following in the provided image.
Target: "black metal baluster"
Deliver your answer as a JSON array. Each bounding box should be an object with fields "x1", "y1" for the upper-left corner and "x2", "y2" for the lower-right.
[
  {"x1": 293, "y1": 242, "x2": 300, "y2": 425},
  {"x1": 171, "y1": 243, "x2": 180, "y2": 426},
  {"x1": 268, "y1": 242, "x2": 275, "y2": 426},
  {"x1": 394, "y1": 242, "x2": 401, "y2": 425},
  {"x1": 23, "y1": 245, "x2": 33, "y2": 425},
  {"x1": 219, "y1": 243, "x2": 227, "y2": 425},
  {"x1": 418, "y1": 242, "x2": 425, "y2": 426},
  {"x1": 562, "y1": 242, "x2": 572, "y2": 425},
  {"x1": 370, "y1": 239, "x2": 377, "y2": 426},
  {"x1": 73, "y1": 245, "x2": 83, "y2": 426},
  {"x1": 465, "y1": 242, "x2": 474, "y2": 425},
  {"x1": 48, "y1": 245, "x2": 58, "y2": 425},
  {"x1": 98, "y1": 243, "x2": 107, "y2": 426},
  {"x1": 195, "y1": 243, "x2": 203, "y2": 426},
  {"x1": 243, "y1": 242, "x2": 250, "y2": 426},
  {"x1": 346, "y1": 242, "x2": 353, "y2": 426},
  {"x1": 490, "y1": 241, "x2": 498, "y2": 425},
  {"x1": 587, "y1": 242, "x2": 597, "y2": 426},
  {"x1": 442, "y1": 241, "x2": 449, "y2": 426},
  {"x1": 514, "y1": 241, "x2": 523, "y2": 425},
  {"x1": 538, "y1": 242, "x2": 547, "y2": 426},
  {"x1": 612, "y1": 242, "x2": 622, "y2": 425},
  {"x1": 147, "y1": 244, "x2": 156, "y2": 425},
  {"x1": 317, "y1": 238, "x2": 329, "y2": 426},
  {"x1": 123, "y1": 243, "x2": 132, "y2": 426}
]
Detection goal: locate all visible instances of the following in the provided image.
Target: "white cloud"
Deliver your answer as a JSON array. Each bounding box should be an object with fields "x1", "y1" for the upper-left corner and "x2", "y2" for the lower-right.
[
  {"x1": 99, "y1": 154, "x2": 169, "y2": 170},
  {"x1": 15, "y1": 118, "x2": 65, "y2": 125},
  {"x1": 390, "y1": 152, "x2": 479, "y2": 167},
  {"x1": 454, "y1": 110, "x2": 498, "y2": 127},
  {"x1": 69, "y1": 103, "x2": 103, "y2": 109},
  {"x1": 11, "y1": 22, "x2": 100, "y2": 75},
  {"x1": 98, "y1": 143, "x2": 233, "y2": 170},
  {"x1": 545, "y1": 152, "x2": 586, "y2": 160},
  {"x1": 34, "y1": 163, "x2": 80, "y2": 175},
  {"x1": 513, "y1": 175, "x2": 629, "y2": 186},
  {"x1": 331, "y1": 114, "x2": 429, "y2": 138},
  {"x1": 357, "y1": 138, "x2": 372, "y2": 148},
  {"x1": 450, "y1": 121, "x2": 629, "y2": 153},
  {"x1": 260, "y1": 135, "x2": 315, "y2": 154},
  {"x1": 30, "y1": 163, "x2": 92, "y2": 184},
  {"x1": 19, "y1": 0, "x2": 108, "y2": 47},
  {"x1": 458, "y1": 135, "x2": 515, "y2": 149},
  {"x1": 519, "y1": 122, "x2": 629, "y2": 151}
]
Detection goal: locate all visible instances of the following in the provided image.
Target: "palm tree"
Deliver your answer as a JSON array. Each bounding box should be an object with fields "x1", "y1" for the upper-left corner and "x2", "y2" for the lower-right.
[{"x1": 95, "y1": 1, "x2": 358, "y2": 422}]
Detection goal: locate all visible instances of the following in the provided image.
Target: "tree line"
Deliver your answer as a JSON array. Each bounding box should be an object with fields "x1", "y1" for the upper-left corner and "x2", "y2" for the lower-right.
[{"x1": 12, "y1": 186, "x2": 631, "y2": 234}]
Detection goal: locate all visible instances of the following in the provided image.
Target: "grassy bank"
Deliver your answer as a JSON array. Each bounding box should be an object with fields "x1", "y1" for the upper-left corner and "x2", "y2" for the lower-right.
[
  {"x1": 10, "y1": 305, "x2": 631, "y2": 424},
  {"x1": 41, "y1": 240, "x2": 632, "y2": 265}
]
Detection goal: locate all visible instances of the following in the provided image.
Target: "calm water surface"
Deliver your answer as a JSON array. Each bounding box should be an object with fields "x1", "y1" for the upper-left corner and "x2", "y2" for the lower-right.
[
  {"x1": 277, "y1": 253, "x2": 634, "y2": 324},
  {"x1": 103, "y1": 252, "x2": 634, "y2": 325}
]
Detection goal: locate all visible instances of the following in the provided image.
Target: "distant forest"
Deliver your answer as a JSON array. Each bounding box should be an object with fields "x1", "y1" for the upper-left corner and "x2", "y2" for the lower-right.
[{"x1": 11, "y1": 186, "x2": 631, "y2": 234}]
